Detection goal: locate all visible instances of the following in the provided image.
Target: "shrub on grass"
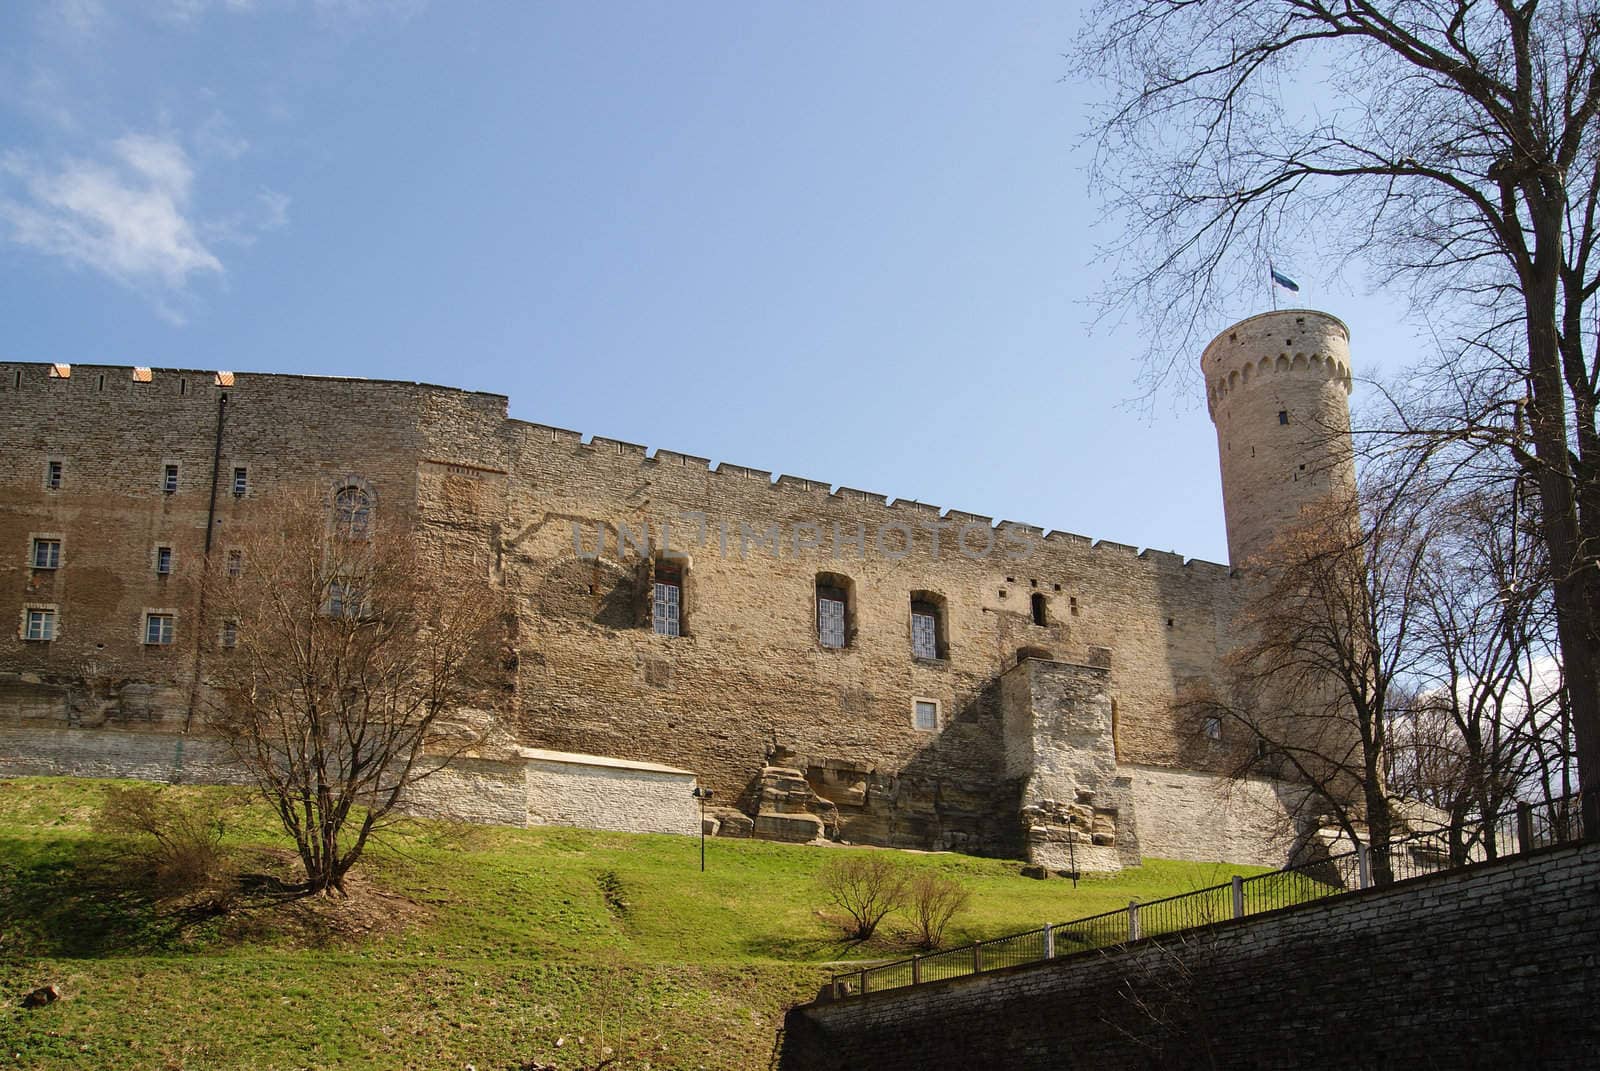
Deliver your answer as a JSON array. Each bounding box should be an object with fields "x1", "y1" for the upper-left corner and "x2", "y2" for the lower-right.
[
  {"x1": 817, "y1": 854, "x2": 910, "y2": 941},
  {"x1": 95, "y1": 786, "x2": 237, "y2": 896},
  {"x1": 904, "y1": 871, "x2": 971, "y2": 951}
]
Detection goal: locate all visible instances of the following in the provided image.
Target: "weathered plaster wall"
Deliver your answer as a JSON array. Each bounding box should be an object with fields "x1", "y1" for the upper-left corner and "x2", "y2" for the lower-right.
[{"x1": 523, "y1": 749, "x2": 699, "y2": 836}]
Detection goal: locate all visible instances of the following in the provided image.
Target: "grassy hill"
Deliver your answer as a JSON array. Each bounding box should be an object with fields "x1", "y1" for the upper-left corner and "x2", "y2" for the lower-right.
[{"x1": 0, "y1": 778, "x2": 1265, "y2": 1070}]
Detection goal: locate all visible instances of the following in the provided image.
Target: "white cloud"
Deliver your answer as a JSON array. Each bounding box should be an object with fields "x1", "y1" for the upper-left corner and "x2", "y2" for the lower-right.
[{"x1": 0, "y1": 133, "x2": 223, "y2": 304}]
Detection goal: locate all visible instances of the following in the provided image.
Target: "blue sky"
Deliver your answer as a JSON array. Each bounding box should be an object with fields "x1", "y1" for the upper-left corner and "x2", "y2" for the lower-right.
[{"x1": 0, "y1": 2, "x2": 1422, "y2": 566}]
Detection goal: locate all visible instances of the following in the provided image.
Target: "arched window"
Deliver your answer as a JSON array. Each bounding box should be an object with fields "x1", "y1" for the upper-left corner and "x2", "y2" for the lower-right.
[
  {"x1": 1030, "y1": 592, "x2": 1048, "y2": 626},
  {"x1": 333, "y1": 486, "x2": 372, "y2": 539}
]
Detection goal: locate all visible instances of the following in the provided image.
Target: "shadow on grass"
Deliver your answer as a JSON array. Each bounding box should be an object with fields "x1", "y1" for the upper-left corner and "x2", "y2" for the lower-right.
[
  {"x1": 0, "y1": 839, "x2": 234, "y2": 956},
  {"x1": 0, "y1": 838, "x2": 392, "y2": 957}
]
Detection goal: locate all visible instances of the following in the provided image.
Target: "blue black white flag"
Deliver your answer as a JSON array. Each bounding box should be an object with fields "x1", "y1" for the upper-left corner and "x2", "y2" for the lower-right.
[{"x1": 1269, "y1": 266, "x2": 1300, "y2": 292}]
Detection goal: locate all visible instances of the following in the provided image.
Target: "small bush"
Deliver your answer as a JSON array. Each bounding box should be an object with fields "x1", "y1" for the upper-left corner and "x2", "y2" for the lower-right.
[
  {"x1": 95, "y1": 786, "x2": 237, "y2": 896},
  {"x1": 904, "y1": 871, "x2": 971, "y2": 951},
  {"x1": 817, "y1": 854, "x2": 910, "y2": 941}
]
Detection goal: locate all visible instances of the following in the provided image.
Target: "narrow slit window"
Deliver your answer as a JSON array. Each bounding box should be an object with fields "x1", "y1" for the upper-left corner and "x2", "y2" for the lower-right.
[
  {"x1": 652, "y1": 565, "x2": 682, "y2": 636},
  {"x1": 155, "y1": 546, "x2": 173, "y2": 575},
  {"x1": 220, "y1": 619, "x2": 239, "y2": 648},
  {"x1": 1278, "y1": 410, "x2": 1289, "y2": 425},
  {"x1": 1030, "y1": 592, "x2": 1048, "y2": 626},
  {"x1": 232, "y1": 467, "x2": 248, "y2": 496},
  {"x1": 226, "y1": 549, "x2": 243, "y2": 578},
  {"x1": 162, "y1": 464, "x2": 179, "y2": 493},
  {"x1": 45, "y1": 461, "x2": 62, "y2": 490}
]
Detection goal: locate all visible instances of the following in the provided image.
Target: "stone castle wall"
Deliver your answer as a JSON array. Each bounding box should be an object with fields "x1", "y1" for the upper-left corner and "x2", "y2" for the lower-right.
[{"x1": 0, "y1": 332, "x2": 1327, "y2": 862}]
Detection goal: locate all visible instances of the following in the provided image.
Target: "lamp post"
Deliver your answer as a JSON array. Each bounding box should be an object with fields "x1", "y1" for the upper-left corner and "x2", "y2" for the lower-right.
[{"x1": 692, "y1": 785, "x2": 713, "y2": 872}]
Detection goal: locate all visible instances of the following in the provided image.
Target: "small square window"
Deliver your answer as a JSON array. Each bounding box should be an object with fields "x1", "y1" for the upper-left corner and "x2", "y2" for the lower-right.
[
  {"x1": 45, "y1": 460, "x2": 62, "y2": 490},
  {"x1": 163, "y1": 464, "x2": 179, "y2": 493},
  {"x1": 24, "y1": 608, "x2": 57, "y2": 642},
  {"x1": 31, "y1": 539, "x2": 61, "y2": 570},
  {"x1": 913, "y1": 699, "x2": 939, "y2": 732},
  {"x1": 144, "y1": 613, "x2": 175, "y2": 645},
  {"x1": 155, "y1": 546, "x2": 173, "y2": 575},
  {"x1": 1203, "y1": 717, "x2": 1223, "y2": 741},
  {"x1": 220, "y1": 619, "x2": 239, "y2": 648},
  {"x1": 232, "y1": 467, "x2": 248, "y2": 496},
  {"x1": 226, "y1": 549, "x2": 243, "y2": 578}
]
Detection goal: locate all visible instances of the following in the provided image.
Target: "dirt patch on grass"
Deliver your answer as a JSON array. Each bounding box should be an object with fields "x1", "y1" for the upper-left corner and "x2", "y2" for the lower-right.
[{"x1": 216, "y1": 848, "x2": 433, "y2": 949}]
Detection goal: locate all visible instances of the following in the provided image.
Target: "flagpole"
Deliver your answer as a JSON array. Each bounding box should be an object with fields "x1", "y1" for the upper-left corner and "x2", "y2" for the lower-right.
[{"x1": 1269, "y1": 261, "x2": 1278, "y2": 311}]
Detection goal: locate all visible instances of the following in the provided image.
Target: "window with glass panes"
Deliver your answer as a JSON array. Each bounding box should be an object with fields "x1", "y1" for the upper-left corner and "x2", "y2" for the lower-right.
[
  {"x1": 911, "y1": 601, "x2": 939, "y2": 659},
  {"x1": 144, "y1": 613, "x2": 175, "y2": 645},
  {"x1": 652, "y1": 567, "x2": 682, "y2": 636},
  {"x1": 817, "y1": 585, "x2": 847, "y2": 648},
  {"x1": 25, "y1": 609, "x2": 56, "y2": 641},
  {"x1": 914, "y1": 700, "x2": 939, "y2": 731},
  {"x1": 31, "y1": 539, "x2": 60, "y2": 569}
]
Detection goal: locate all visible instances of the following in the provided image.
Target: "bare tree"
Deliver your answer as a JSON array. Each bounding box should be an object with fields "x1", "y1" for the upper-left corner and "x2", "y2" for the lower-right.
[
  {"x1": 1187, "y1": 484, "x2": 1433, "y2": 884},
  {"x1": 1391, "y1": 475, "x2": 1573, "y2": 859},
  {"x1": 1083, "y1": 0, "x2": 1600, "y2": 833},
  {"x1": 203, "y1": 488, "x2": 502, "y2": 896},
  {"x1": 816, "y1": 855, "x2": 910, "y2": 941},
  {"x1": 902, "y1": 871, "x2": 972, "y2": 951}
]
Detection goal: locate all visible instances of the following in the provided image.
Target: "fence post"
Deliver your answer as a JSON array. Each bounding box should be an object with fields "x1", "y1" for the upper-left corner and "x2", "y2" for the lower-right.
[
  {"x1": 912, "y1": 956, "x2": 922, "y2": 985},
  {"x1": 1128, "y1": 900, "x2": 1141, "y2": 942},
  {"x1": 973, "y1": 941, "x2": 984, "y2": 973},
  {"x1": 859, "y1": 968, "x2": 868, "y2": 995},
  {"x1": 1517, "y1": 802, "x2": 1534, "y2": 854},
  {"x1": 1043, "y1": 923, "x2": 1055, "y2": 960},
  {"x1": 1357, "y1": 843, "x2": 1372, "y2": 890},
  {"x1": 830, "y1": 976, "x2": 840, "y2": 1000},
  {"x1": 1231, "y1": 874, "x2": 1245, "y2": 919}
]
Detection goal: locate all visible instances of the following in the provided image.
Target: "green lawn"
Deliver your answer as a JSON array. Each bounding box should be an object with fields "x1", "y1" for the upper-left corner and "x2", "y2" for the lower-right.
[{"x1": 0, "y1": 778, "x2": 1265, "y2": 1070}]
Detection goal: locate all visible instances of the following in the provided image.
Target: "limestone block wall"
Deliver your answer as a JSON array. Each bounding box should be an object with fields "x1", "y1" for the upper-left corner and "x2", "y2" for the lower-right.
[
  {"x1": 1127, "y1": 764, "x2": 1303, "y2": 868},
  {"x1": 1002, "y1": 659, "x2": 1138, "y2": 870},
  {"x1": 780, "y1": 841, "x2": 1600, "y2": 1070}
]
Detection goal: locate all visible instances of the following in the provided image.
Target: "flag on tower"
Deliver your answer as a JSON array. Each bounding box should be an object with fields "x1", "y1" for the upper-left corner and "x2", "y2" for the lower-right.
[{"x1": 1269, "y1": 266, "x2": 1300, "y2": 292}]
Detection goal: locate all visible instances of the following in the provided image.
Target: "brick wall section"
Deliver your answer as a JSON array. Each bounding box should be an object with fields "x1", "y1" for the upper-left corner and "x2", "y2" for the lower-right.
[{"x1": 779, "y1": 842, "x2": 1600, "y2": 1069}]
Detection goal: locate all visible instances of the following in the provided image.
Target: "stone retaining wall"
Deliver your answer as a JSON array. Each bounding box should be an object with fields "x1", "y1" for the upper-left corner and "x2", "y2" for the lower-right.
[
  {"x1": 0, "y1": 726, "x2": 699, "y2": 836},
  {"x1": 780, "y1": 840, "x2": 1600, "y2": 1069}
]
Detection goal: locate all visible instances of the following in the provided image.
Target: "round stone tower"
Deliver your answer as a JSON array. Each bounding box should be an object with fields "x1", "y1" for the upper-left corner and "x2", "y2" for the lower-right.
[{"x1": 1203, "y1": 309, "x2": 1356, "y2": 569}]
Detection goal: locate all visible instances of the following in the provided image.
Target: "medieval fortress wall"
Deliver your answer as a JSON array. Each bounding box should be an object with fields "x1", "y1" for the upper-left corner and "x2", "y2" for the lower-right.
[{"x1": 0, "y1": 310, "x2": 1354, "y2": 868}]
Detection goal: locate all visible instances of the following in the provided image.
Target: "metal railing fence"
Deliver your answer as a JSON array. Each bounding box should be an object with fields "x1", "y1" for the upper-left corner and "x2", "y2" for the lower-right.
[{"x1": 829, "y1": 791, "x2": 1583, "y2": 1000}]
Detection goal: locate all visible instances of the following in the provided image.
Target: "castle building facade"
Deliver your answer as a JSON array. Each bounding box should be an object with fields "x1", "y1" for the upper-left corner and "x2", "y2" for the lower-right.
[{"x1": 0, "y1": 309, "x2": 1355, "y2": 868}]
